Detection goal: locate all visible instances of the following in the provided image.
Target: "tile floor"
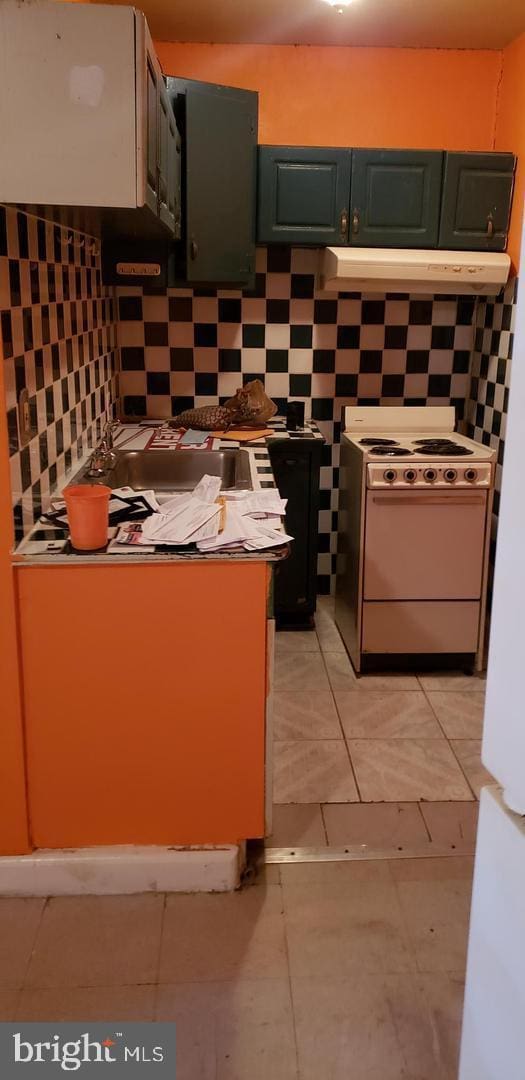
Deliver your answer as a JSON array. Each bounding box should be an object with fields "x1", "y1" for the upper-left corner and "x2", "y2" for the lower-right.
[
  {"x1": 0, "y1": 856, "x2": 472, "y2": 1078},
  {"x1": 270, "y1": 596, "x2": 491, "y2": 850},
  {"x1": 0, "y1": 595, "x2": 480, "y2": 1076}
]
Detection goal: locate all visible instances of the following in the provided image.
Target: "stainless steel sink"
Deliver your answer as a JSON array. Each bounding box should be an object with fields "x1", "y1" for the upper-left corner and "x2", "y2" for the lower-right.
[{"x1": 74, "y1": 448, "x2": 253, "y2": 491}]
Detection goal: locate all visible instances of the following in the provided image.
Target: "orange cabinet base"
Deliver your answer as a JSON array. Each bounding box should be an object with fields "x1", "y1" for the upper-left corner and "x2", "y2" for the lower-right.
[{"x1": 16, "y1": 561, "x2": 269, "y2": 848}]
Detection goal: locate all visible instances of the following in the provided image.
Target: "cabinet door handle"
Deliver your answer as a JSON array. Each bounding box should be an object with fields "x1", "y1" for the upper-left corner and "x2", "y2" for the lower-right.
[
  {"x1": 352, "y1": 209, "x2": 360, "y2": 235},
  {"x1": 190, "y1": 238, "x2": 199, "y2": 261},
  {"x1": 487, "y1": 213, "x2": 494, "y2": 238},
  {"x1": 340, "y1": 208, "x2": 349, "y2": 240}
]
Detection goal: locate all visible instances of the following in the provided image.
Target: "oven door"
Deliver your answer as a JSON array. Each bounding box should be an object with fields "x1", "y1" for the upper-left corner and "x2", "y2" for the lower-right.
[{"x1": 363, "y1": 489, "x2": 488, "y2": 600}]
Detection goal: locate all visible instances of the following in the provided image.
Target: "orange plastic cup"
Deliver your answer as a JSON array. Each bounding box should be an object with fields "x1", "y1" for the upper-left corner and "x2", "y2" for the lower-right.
[{"x1": 63, "y1": 484, "x2": 111, "y2": 551}]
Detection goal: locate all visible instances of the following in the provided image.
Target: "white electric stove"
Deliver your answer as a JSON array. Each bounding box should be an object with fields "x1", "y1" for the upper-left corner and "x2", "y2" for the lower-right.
[{"x1": 335, "y1": 407, "x2": 495, "y2": 672}]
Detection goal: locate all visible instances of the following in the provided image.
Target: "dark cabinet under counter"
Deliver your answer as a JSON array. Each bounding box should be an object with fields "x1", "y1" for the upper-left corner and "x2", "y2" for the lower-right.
[{"x1": 268, "y1": 436, "x2": 323, "y2": 627}]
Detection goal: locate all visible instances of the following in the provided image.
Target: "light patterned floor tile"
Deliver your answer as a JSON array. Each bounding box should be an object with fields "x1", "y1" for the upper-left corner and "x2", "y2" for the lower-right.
[
  {"x1": 323, "y1": 802, "x2": 429, "y2": 848},
  {"x1": 155, "y1": 979, "x2": 298, "y2": 1080},
  {"x1": 275, "y1": 630, "x2": 320, "y2": 653},
  {"x1": 347, "y1": 739, "x2": 473, "y2": 802},
  {"x1": 315, "y1": 610, "x2": 346, "y2": 653},
  {"x1": 392, "y1": 857, "x2": 473, "y2": 973},
  {"x1": 283, "y1": 873, "x2": 415, "y2": 977},
  {"x1": 274, "y1": 690, "x2": 342, "y2": 740},
  {"x1": 158, "y1": 887, "x2": 288, "y2": 984},
  {"x1": 16, "y1": 985, "x2": 156, "y2": 1021},
  {"x1": 418, "y1": 671, "x2": 486, "y2": 693},
  {"x1": 267, "y1": 804, "x2": 327, "y2": 847},
  {"x1": 389, "y1": 855, "x2": 474, "y2": 884},
  {"x1": 420, "y1": 802, "x2": 479, "y2": 848},
  {"x1": 0, "y1": 992, "x2": 19, "y2": 1020},
  {"x1": 279, "y1": 860, "x2": 392, "y2": 886},
  {"x1": 317, "y1": 595, "x2": 335, "y2": 614},
  {"x1": 273, "y1": 741, "x2": 358, "y2": 804},
  {"x1": 335, "y1": 690, "x2": 442, "y2": 739},
  {"x1": 292, "y1": 973, "x2": 459, "y2": 1080},
  {"x1": 25, "y1": 895, "x2": 164, "y2": 989},
  {"x1": 450, "y1": 739, "x2": 494, "y2": 797},
  {"x1": 426, "y1": 692, "x2": 485, "y2": 739},
  {"x1": 0, "y1": 899, "x2": 44, "y2": 989},
  {"x1": 324, "y1": 652, "x2": 419, "y2": 692},
  {"x1": 274, "y1": 652, "x2": 330, "y2": 691},
  {"x1": 416, "y1": 973, "x2": 466, "y2": 1079}
]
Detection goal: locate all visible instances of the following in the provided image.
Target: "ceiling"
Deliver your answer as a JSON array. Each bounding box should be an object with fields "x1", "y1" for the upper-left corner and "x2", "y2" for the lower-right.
[{"x1": 93, "y1": 0, "x2": 525, "y2": 49}]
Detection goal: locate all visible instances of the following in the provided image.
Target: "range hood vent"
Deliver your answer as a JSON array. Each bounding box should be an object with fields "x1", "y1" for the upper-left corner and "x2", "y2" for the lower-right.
[{"x1": 319, "y1": 247, "x2": 510, "y2": 296}]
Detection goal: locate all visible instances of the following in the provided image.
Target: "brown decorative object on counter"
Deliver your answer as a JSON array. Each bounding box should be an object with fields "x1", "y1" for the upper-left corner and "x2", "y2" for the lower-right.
[
  {"x1": 170, "y1": 403, "x2": 233, "y2": 430},
  {"x1": 170, "y1": 380, "x2": 278, "y2": 431},
  {"x1": 224, "y1": 380, "x2": 278, "y2": 425}
]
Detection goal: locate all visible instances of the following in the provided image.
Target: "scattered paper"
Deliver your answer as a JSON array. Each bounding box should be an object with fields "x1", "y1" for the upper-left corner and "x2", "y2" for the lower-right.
[
  {"x1": 76, "y1": 473, "x2": 293, "y2": 554},
  {"x1": 179, "y1": 429, "x2": 211, "y2": 446},
  {"x1": 224, "y1": 489, "x2": 287, "y2": 517},
  {"x1": 141, "y1": 498, "x2": 220, "y2": 545},
  {"x1": 192, "y1": 474, "x2": 222, "y2": 503}
]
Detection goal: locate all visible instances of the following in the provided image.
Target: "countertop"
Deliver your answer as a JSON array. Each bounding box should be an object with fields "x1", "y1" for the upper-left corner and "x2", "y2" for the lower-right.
[{"x1": 14, "y1": 418, "x2": 323, "y2": 567}]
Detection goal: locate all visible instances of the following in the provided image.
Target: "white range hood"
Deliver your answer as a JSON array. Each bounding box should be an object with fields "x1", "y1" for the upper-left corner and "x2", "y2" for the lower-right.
[{"x1": 319, "y1": 247, "x2": 511, "y2": 295}]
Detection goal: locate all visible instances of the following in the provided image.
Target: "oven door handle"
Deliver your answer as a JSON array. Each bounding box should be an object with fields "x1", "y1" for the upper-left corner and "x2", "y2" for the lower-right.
[{"x1": 371, "y1": 495, "x2": 486, "y2": 506}]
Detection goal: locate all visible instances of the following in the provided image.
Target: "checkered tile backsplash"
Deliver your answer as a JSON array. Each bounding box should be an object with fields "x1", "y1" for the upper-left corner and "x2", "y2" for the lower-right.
[
  {"x1": 2, "y1": 218, "x2": 515, "y2": 594},
  {"x1": 466, "y1": 275, "x2": 518, "y2": 570},
  {"x1": 0, "y1": 205, "x2": 118, "y2": 542},
  {"x1": 117, "y1": 244, "x2": 476, "y2": 591}
]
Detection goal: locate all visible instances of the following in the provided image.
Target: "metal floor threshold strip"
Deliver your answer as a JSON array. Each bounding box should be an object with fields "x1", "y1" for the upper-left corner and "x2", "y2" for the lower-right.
[{"x1": 264, "y1": 844, "x2": 474, "y2": 863}]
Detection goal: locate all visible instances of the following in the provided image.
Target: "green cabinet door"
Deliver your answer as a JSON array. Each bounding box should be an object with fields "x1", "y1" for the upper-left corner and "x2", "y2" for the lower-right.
[
  {"x1": 439, "y1": 152, "x2": 515, "y2": 251},
  {"x1": 145, "y1": 50, "x2": 159, "y2": 219},
  {"x1": 257, "y1": 146, "x2": 352, "y2": 245},
  {"x1": 157, "y1": 79, "x2": 181, "y2": 237},
  {"x1": 167, "y1": 78, "x2": 258, "y2": 286},
  {"x1": 350, "y1": 149, "x2": 443, "y2": 248}
]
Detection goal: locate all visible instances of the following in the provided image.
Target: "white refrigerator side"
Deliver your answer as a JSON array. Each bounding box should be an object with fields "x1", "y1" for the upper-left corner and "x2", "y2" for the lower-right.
[
  {"x1": 481, "y1": 230, "x2": 525, "y2": 812},
  {"x1": 460, "y1": 221, "x2": 525, "y2": 1078},
  {"x1": 459, "y1": 786, "x2": 525, "y2": 1080}
]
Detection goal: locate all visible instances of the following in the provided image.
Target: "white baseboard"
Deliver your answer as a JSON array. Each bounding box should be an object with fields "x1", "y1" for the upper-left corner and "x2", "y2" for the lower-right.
[{"x1": 0, "y1": 845, "x2": 242, "y2": 895}]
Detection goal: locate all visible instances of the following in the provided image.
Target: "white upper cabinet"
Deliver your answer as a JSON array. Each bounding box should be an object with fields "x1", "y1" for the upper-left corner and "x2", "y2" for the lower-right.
[{"x1": 0, "y1": 1, "x2": 180, "y2": 233}]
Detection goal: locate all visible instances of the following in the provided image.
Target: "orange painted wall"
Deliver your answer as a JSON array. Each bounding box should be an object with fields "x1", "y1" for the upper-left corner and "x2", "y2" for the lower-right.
[
  {"x1": 495, "y1": 33, "x2": 525, "y2": 271},
  {"x1": 0, "y1": 342, "x2": 30, "y2": 854},
  {"x1": 156, "y1": 42, "x2": 501, "y2": 151}
]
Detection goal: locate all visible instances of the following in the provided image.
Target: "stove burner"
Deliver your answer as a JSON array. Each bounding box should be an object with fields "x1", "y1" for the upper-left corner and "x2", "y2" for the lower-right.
[
  {"x1": 369, "y1": 446, "x2": 412, "y2": 457},
  {"x1": 416, "y1": 443, "x2": 473, "y2": 457},
  {"x1": 414, "y1": 438, "x2": 457, "y2": 447},
  {"x1": 359, "y1": 438, "x2": 399, "y2": 446}
]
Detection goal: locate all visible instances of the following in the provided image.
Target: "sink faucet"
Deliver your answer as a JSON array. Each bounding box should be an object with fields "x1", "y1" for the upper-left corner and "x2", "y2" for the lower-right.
[{"x1": 87, "y1": 420, "x2": 117, "y2": 477}]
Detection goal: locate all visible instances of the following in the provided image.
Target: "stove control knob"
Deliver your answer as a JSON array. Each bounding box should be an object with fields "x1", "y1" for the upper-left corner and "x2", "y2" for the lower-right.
[
  {"x1": 383, "y1": 469, "x2": 397, "y2": 483},
  {"x1": 444, "y1": 468, "x2": 457, "y2": 483},
  {"x1": 424, "y1": 468, "x2": 437, "y2": 483},
  {"x1": 465, "y1": 468, "x2": 477, "y2": 483},
  {"x1": 404, "y1": 469, "x2": 417, "y2": 483}
]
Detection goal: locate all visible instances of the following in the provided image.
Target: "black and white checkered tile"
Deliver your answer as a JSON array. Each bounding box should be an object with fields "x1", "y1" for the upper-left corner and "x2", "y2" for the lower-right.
[
  {"x1": 0, "y1": 205, "x2": 118, "y2": 541},
  {"x1": 215, "y1": 418, "x2": 323, "y2": 491},
  {"x1": 466, "y1": 275, "x2": 518, "y2": 564},
  {"x1": 116, "y1": 245, "x2": 476, "y2": 591}
]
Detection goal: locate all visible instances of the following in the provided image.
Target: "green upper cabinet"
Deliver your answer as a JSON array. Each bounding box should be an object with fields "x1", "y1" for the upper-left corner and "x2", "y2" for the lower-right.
[
  {"x1": 167, "y1": 78, "x2": 258, "y2": 286},
  {"x1": 438, "y1": 152, "x2": 516, "y2": 251},
  {"x1": 349, "y1": 149, "x2": 444, "y2": 248},
  {"x1": 257, "y1": 147, "x2": 352, "y2": 245}
]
